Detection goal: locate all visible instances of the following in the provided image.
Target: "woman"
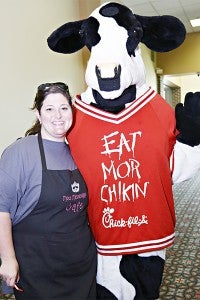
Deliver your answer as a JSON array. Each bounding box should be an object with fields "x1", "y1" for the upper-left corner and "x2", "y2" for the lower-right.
[{"x1": 0, "y1": 82, "x2": 97, "y2": 300}]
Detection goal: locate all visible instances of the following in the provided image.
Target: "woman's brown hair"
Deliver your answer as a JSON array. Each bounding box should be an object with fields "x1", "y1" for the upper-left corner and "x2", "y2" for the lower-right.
[{"x1": 25, "y1": 82, "x2": 72, "y2": 136}]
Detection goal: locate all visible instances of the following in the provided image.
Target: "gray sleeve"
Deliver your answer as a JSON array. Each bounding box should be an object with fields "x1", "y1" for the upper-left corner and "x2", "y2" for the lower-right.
[
  {"x1": 0, "y1": 168, "x2": 19, "y2": 214},
  {"x1": 0, "y1": 136, "x2": 42, "y2": 225},
  {"x1": 0, "y1": 143, "x2": 23, "y2": 216}
]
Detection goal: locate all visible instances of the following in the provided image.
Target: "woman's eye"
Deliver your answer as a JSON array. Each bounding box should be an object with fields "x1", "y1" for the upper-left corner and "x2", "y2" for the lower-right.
[
  {"x1": 46, "y1": 108, "x2": 53, "y2": 111},
  {"x1": 62, "y1": 107, "x2": 68, "y2": 111}
]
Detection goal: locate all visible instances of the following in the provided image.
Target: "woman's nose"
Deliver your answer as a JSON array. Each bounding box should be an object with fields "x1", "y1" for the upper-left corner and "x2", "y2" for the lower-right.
[{"x1": 55, "y1": 109, "x2": 62, "y2": 118}]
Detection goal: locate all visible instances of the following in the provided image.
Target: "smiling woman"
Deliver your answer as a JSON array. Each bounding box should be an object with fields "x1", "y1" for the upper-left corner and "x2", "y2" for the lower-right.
[
  {"x1": 35, "y1": 90, "x2": 73, "y2": 142},
  {"x1": 0, "y1": 82, "x2": 97, "y2": 300},
  {"x1": 25, "y1": 82, "x2": 72, "y2": 137}
]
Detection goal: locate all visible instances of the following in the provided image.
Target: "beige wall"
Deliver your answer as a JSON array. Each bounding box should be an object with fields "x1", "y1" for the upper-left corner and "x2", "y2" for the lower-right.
[
  {"x1": 157, "y1": 33, "x2": 200, "y2": 75},
  {"x1": 79, "y1": 0, "x2": 100, "y2": 17},
  {"x1": 165, "y1": 74, "x2": 200, "y2": 102},
  {"x1": 140, "y1": 45, "x2": 157, "y2": 91},
  {"x1": 0, "y1": 0, "x2": 85, "y2": 155}
]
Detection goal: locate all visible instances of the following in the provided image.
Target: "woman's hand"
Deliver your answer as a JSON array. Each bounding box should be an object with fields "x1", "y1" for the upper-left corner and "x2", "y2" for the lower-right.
[
  {"x1": 0, "y1": 256, "x2": 19, "y2": 287},
  {"x1": 0, "y1": 212, "x2": 19, "y2": 287}
]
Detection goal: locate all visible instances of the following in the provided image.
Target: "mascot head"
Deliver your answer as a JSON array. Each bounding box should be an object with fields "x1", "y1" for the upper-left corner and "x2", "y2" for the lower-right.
[{"x1": 47, "y1": 2, "x2": 186, "y2": 111}]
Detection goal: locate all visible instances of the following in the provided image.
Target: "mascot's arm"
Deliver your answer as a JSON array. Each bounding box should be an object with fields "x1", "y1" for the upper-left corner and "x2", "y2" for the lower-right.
[{"x1": 172, "y1": 92, "x2": 200, "y2": 183}]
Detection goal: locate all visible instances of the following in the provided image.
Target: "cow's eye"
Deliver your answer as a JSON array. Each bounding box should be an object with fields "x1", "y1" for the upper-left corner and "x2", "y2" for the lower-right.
[
  {"x1": 79, "y1": 29, "x2": 85, "y2": 36},
  {"x1": 129, "y1": 27, "x2": 142, "y2": 40},
  {"x1": 132, "y1": 30, "x2": 138, "y2": 38}
]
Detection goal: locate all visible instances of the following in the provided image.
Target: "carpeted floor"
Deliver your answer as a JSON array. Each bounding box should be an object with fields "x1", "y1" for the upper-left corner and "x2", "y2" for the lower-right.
[
  {"x1": 0, "y1": 174, "x2": 199, "y2": 300},
  {"x1": 159, "y1": 174, "x2": 200, "y2": 300}
]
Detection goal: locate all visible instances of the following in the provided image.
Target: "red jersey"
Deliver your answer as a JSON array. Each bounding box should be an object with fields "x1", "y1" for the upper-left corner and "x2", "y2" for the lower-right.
[{"x1": 68, "y1": 87, "x2": 177, "y2": 255}]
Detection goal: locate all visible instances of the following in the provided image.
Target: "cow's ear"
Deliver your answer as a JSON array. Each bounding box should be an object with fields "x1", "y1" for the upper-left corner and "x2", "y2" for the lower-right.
[
  {"x1": 47, "y1": 20, "x2": 86, "y2": 54},
  {"x1": 135, "y1": 15, "x2": 186, "y2": 52}
]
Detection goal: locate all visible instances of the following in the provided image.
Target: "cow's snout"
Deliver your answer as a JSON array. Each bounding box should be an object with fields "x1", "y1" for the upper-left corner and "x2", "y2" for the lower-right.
[
  {"x1": 96, "y1": 63, "x2": 119, "y2": 78},
  {"x1": 95, "y1": 63, "x2": 121, "y2": 91}
]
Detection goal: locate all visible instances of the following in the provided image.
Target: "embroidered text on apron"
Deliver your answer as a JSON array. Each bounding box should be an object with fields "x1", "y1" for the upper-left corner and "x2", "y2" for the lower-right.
[{"x1": 13, "y1": 133, "x2": 97, "y2": 300}]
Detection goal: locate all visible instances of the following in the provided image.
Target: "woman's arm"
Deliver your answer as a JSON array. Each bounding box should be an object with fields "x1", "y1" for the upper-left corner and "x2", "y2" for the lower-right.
[{"x1": 0, "y1": 212, "x2": 19, "y2": 287}]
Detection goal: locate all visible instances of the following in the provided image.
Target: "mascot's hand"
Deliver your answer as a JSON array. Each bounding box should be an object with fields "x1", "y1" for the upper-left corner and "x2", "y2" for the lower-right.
[{"x1": 175, "y1": 92, "x2": 200, "y2": 146}]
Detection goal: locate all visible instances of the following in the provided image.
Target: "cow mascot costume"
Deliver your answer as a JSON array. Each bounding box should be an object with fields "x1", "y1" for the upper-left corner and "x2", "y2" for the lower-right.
[{"x1": 47, "y1": 2, "x2": 200, "y2": 299}]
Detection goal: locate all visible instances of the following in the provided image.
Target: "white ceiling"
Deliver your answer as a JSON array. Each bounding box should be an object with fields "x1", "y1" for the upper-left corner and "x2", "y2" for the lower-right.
[{"x1": 120, "y1": 0, "x2": 200, "y2": 33}]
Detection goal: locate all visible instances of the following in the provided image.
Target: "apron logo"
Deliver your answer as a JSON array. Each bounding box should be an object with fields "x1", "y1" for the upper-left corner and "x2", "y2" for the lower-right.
[{"x1": 71, "y1": 181, "x2": 80, "y2": 193}]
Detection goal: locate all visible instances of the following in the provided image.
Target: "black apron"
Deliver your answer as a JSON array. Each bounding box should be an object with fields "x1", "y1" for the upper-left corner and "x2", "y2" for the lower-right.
[{"x1": 13, "y1": 133, "x2": 97, "y2": 300}]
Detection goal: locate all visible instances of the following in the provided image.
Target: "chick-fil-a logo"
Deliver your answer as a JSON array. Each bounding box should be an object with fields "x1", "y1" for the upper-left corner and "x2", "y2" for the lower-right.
[{"x1": 102, "y1": 207, "x2": 148, "y2": 229}]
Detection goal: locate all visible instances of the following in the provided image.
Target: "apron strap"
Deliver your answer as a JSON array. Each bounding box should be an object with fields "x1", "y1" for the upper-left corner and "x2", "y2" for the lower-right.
[{"x1": 38, "y1": 131, "x2": 47, "y2": 170}]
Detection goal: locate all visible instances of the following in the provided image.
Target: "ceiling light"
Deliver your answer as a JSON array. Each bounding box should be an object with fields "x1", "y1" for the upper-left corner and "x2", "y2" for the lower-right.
[{"x1": 190, "y1": 18, "x2": 200, "y2": 27}]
